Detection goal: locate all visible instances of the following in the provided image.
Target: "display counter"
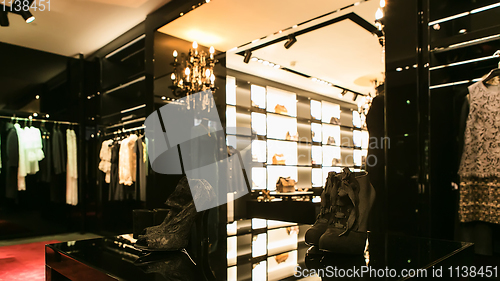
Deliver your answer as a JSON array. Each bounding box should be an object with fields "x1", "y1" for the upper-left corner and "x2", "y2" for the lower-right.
[{"x1": 45, "y1": 233, "x2": 474, "y2": 280}]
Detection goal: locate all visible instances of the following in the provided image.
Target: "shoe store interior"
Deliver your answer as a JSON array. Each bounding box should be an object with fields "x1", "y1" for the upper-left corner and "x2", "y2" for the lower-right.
[{"x1": 1, "y1": 0, "x2": 500, "y2": 280}]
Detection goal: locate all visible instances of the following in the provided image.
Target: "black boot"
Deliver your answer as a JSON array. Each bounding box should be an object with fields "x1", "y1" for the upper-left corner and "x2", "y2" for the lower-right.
[
  {"x1": 135, "y1": 177, "x2": 214, "y2": 251},
  {"x1": 318, "y1": 168, "x2": 375, "y2": 254},
  {"x1": 304, "y1": 171, "x2": 339, "y2": 246}
]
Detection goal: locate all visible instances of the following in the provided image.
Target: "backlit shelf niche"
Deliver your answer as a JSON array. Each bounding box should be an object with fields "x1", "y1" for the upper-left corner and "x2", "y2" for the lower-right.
[{"x1": 225, "y1": 75, "x2": 368, "y2": 191}]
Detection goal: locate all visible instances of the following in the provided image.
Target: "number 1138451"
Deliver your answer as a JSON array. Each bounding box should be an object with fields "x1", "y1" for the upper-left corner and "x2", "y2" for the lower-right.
[{"x1": 2, "y1": 0, "x2": 50, "y2": 12}]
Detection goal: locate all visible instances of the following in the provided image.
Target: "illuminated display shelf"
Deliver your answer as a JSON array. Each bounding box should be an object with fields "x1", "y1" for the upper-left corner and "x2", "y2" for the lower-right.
[
  {"x1": 225, "y1": 74, "x2": 369, "y2": 280},
  {"x1": 225, "y1": 75, "x2": 369, "y2": 191}
]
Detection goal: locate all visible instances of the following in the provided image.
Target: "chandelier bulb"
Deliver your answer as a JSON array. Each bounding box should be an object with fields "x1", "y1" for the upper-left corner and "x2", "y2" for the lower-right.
[
  {"x1": 173, "y1": 50, "x2": 178, "y2": 58},
  {"x1": 379, "y1": 0, "x2": 385, "y2": 8},
  {"x1": 209, "y1": 46, "x2": 215, "y2": 54},
  {"x1": 205, "y1": 69, "x2": 211, "y2": 78},
  {"x1": 192, "y1": 41, "x2": 198, "y2": 49},
  {"x1": 171, "y1": 73, "x2": 176, "y2": 80},
  {"x1": 375, "y1": 8, "x2": 384, "y2": 20},
  {"x1": 185, "y1": 67, "x2": 191, "y2": 75},
  {"x1": 210, "y1": 74, "x2": 215, "y2": 83}
]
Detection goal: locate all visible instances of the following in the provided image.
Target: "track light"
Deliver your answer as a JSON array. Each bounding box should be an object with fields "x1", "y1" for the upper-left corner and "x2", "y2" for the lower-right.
[
  {"x1": 243, "y1": 50, "x2": 252, "y2": 64},
  {"x1": 0, "y1": 11, "x2": 8, "y2": 27},
  {"x1": 284, "y1": 35, "x2": 297, "y2": 49},
  {"x1": 353, "y1": 94, "x2": 359, "y2": 101},
  {"x1": 341, "y1": 89, "x2": 348, "y2": 96},
  {"x1": 20, "y1": 10, "x2": 35, "y2": 23}
]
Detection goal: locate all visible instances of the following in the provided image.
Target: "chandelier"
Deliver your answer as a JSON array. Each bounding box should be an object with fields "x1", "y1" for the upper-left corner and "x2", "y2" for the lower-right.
[{"x1": 170, "y1": 41, "x2": 218, "y2": 97}]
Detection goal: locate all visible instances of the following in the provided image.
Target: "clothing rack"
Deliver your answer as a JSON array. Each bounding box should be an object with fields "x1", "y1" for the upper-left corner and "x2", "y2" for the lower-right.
[
  {"x1": 105, "y1": 117, "x2": 146, "y2": 130},
  {"x1": 0, "y1": 115, "x2": 79, "y2": 125},
  {"x1": 430, "y1": 49, "x2": 500, "y2": 71},
  {"x1": 429, "y1": 50, "x2": 500, "y2": 89},
  {"x1": 104, "y1": 125, "x2": 145, "y2": 137}
]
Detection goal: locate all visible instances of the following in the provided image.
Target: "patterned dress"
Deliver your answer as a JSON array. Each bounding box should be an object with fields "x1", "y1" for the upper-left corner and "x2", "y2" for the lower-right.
[{"x1": 458, "y1": 81, "x2": 500, "y2": 224}]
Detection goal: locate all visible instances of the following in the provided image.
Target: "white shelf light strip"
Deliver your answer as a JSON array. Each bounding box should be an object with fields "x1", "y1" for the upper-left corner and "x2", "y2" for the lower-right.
[
  {"x1": 470, "y1": 2, "x2": 500, "y2": 14},
  {"x1": 120, "y1": 104, "x2": 146, "y2": 114},
  {"x1": 105, "y1": 35, "x2": 146, "y2": 59},
  {"x1": 430, "y1": 76, "x2": 484, "y2": 89},
  {"x1": 429, "y1": 2, "x2": 500, "y2": 26},
  {"x1": 104, "y1": 76, "x2": 146, "y2": 94},
  {"x1": 442, "y1": 34, "x2": 500, "y2": 51},
  {"x1": 429, "y1": 54, "x2": 498, "y2": 71}
]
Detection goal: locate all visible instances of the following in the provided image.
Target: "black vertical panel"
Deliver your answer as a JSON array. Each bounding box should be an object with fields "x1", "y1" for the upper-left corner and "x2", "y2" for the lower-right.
[{"x1": 385, "y1": 0, "x2": 421, "y2": 235}]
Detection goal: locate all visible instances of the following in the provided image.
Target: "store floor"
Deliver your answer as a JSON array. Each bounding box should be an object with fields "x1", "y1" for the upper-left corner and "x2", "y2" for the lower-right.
[{"x1": 0, "y1": 232, "x2": 101, "y2": 281}]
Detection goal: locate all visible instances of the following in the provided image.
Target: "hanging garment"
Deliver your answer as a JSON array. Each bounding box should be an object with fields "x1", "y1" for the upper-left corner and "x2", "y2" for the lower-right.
[
  {"x1": 3, "y1": 122, "x2": 19, "y2": 199},
  {"x1": 99, "y1": 139, "x2": 113, "y2": 183},
  {"x1": 119, "y1": 134, "x2": 138, "y2": 186},
  {"x1": 25, "y1": 126, "x2": 44, "y2": 174},
  {"x1": 52, "y1": 126, "x2": 66, "y2": 174},
  {"x1": 39, "y1": 126, "x2": 52, "y2": 183},
  {"x1": 137, "y1": 135, "x2": 147, "y2": 201},
  {"x1": 14, "y1": 123, "x2": 26, "y2": 191},
  {"x1": 109, "y1": 142, "x2": 125, "y2": 200},
  {"x1": 66, "y1": 129, "x2": 78, "y2": 205},
  {"x1": 458, "y1": 81, "x2": 500, "y2": 224}
]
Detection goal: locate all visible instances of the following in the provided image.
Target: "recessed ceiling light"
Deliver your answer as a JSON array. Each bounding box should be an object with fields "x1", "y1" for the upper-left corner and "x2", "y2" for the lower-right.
[
  {"x1": 251, "y1": 57, "x2": 258, "y2": 62},
  {"x1": 274, "y1": 65, "x2": 280, "y2": 69},
  {"x1": 258, "y1": 59, "x2": 263, "y2": 63}
]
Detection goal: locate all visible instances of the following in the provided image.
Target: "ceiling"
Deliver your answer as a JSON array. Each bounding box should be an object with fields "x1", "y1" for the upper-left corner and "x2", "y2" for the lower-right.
[
  {"x1": 0, "y1": 0, "x2": 171, "y2": 57},
  {"x1": 158, "y1": 0, "x2": 384, "y2": 102}
]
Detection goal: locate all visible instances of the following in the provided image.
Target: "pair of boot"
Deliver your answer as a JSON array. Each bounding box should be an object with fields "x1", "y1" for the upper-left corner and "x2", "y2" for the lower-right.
[
  {"x1": 135, "y1": 176, "x2": 214, "y2": 251},
  {"x1": 305, "y1": 167, "x2": 375, "y2": 254}
]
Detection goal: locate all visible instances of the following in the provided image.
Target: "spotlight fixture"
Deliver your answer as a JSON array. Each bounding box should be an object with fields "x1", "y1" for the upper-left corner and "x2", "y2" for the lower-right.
[
  {"x1": 20, "y1": 10, "x2": 35, "y2": 23},
  {"x1": 284, "y1": 35, "x2": 297, "y2": 49},
  {"x1": 353, "y1": 94, "x2": 359, "y2": 101},
  {"x1": 243, "y1": 50, "x2": 252, "y2": 63},
  {"x1": 341, "y1": 89, "x2": 348, "y2": 96},
  {"x1": 0, "y1": 11, "x2": 8, "y2": 26}
]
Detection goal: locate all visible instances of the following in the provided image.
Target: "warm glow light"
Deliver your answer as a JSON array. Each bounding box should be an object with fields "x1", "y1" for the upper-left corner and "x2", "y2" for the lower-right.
[
  {"x1": 171, "y1": 73, "x2": 176, "y2": 80},
  {"x1": 173, "y1": 50, "x2": 178, "y2": 57},
  {"x1": 192, "y1": 41, "x2": 198, "y2": 49},
  {"x1": 185, "y1": 67, "x2": 190, "y2": 75},
  {"x1": 375, "y1": 8, "x2": 384, "y2": 20},
  {"x1": 35, "y1": 95, "x2": 40, "y2": 99},
  {"x1": 209, "y1": 46, "x2": 215, "y2": 54},
  {"x1": 205, "y1": 69, "x2": 211, "y2": 77},
  {"x1": 380, "y1": 0, "x2": 385, "y2": 8},
  {"x1": 210, "y1": 74, "x2": 215, "y2": 82},
  {"x1": 162, "y1": 96, "x2": 166, "y2": 100}
]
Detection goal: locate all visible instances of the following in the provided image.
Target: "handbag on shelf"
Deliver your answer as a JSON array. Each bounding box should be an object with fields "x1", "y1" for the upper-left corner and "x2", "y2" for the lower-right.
[
  {"x1": 272, "y1": 154, "x2": 286, "y2": 165},
  {"x1": 330, "y1": 117, "x2": 341, "y2": 125},
  {"x1": 275, "y1": 253, "x2": 289, "y2": 264},
  {"x1": 275, "y1": 104, "x2": 288, "y2": 114},
  {"x1": 286, "y1": 131, "x2": 299, "y2": 141},
  {"x1": 332, "y1": 158, "x2": 341, "y2": 166},
  {"x1": 276, "y1": 177, "x2": 296, "y2": 193}
]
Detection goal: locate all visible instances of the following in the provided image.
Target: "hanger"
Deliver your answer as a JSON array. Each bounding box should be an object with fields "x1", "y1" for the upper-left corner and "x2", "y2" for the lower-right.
[{"x1": 482, "y1": 50, "x2": 500, "y2": 86}]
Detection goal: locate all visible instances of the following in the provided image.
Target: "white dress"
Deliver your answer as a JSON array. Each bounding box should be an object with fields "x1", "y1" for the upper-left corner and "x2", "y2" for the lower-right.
[
  {"x1": 14, "y1": 124, "x2": 26, "y2": 191},
  {"x1": 99, "y1": 139, "x2": 113, "y2": 183},
  {"x1": 66, "y1": 129, "x2": 78, "y2": 205}
]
